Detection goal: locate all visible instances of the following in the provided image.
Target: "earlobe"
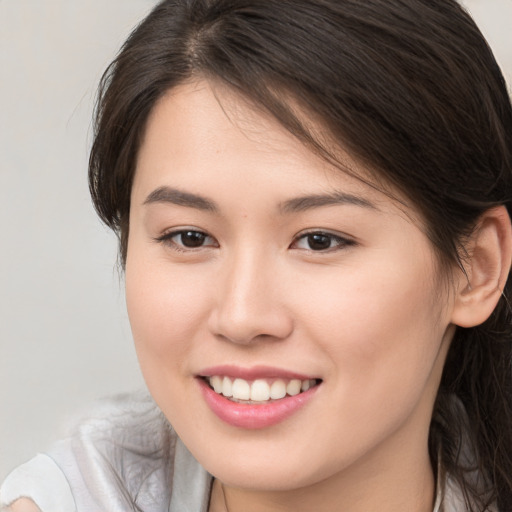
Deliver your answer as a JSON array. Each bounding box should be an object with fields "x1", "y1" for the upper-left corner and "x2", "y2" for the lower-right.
[{"x1": 451, "y1": 206, "x2": 512, "y2": 328}]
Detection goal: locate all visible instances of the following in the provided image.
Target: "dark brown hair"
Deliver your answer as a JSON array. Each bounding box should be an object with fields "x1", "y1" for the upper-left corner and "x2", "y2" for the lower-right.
[{"x1": 89, "y1": 1, "x2": 512, "y2": 509}]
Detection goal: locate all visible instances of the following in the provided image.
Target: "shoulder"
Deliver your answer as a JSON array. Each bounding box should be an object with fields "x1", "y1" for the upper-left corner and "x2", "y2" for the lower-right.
[
  {"x1": 0, "y1": 392, "x2": 177, "y2": 511},
  {"x1": 0, "y1": 454, "x2": 75, "y2": 511}
]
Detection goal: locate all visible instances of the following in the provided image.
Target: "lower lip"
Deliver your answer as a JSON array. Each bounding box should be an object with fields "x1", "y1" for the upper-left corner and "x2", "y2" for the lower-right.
[{"x1": 197, "y1": 378, "x2": 319, "y2": 429}]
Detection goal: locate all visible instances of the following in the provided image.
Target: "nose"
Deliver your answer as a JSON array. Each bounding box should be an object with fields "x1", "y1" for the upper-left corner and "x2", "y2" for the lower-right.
[{"x1": 208, "y1": 249, "x2": 294, "y2": 345}]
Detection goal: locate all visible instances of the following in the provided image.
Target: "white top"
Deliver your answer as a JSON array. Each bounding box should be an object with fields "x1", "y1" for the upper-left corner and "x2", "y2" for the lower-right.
[{"x1": 0, "y1": 393, "x2": 481, "y2": 511}]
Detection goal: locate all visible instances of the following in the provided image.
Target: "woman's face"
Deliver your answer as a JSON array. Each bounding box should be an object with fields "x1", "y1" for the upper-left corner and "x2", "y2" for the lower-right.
[{"x1": 126, "y1": 80, "x2": 457, "y2": 491}]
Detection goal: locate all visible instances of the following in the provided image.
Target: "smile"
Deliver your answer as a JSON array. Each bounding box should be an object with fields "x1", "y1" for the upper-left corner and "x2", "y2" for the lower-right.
[
  {"x1": 197, "y1": 368, "x2": 322, "y2": 429},
  {"x1": 206, "y1": 376, "x2": 319, "y2": 403}
]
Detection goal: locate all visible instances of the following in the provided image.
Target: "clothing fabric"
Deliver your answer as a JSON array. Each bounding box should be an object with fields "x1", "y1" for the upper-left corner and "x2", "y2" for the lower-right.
[
  {"x1": 0, "y1": 392, "x2": 479, "y2": 511},
  {"x1": 0, "y1": 393, "x2": 211, "y2": 512}
]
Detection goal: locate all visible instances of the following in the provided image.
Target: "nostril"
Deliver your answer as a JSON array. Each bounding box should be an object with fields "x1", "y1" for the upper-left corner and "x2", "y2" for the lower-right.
[{"x1": 208, "y1": 309, "x2": 294, "y2": 346}]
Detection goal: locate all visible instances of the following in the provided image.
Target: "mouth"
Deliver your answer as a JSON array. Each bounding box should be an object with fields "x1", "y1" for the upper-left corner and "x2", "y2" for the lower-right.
[
  {"x1": 197, "y1": 368, "x2": 322, "y2": 429},
  {"x1": 203, "y1": 375, "x2": 322, "y2": 404}
]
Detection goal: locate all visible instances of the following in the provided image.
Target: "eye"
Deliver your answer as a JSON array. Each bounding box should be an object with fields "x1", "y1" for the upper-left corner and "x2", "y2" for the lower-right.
[
  {"x1": 292, "y1": 231, "x2": 355, "y2": 252},
  {"x1": 156, "y1": 229, "x2": 218, "y2": 251}
]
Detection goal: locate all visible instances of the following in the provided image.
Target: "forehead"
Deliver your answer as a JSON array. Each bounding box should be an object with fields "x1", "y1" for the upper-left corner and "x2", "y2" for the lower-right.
[{"x1": 133, "y1": 79, "x2": 412, "y2": 219}]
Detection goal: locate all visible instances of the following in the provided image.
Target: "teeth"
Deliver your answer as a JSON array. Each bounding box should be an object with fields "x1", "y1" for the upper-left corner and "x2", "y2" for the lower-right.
[
  {"x1": 210, "y1": 376, "x2": 223, "y2": 393},
  {"x1": 232, "y1": 378, "x2": 251, "y2": 400},
  {"x1": 221, "y1": 376, "x2": 233, "y2": 397},
  {"x1": 270, "y1": 379, "x2": 286, "y2": 399},
  {"x1": 251, "y1": 379, "x2": 270, "y2": 401},
  {"x1": 286, "y1": 379, "x2": 301, "y2": 396},
  {"x1": 208, "y1": 376, "x2": 317, "y2": 402}
]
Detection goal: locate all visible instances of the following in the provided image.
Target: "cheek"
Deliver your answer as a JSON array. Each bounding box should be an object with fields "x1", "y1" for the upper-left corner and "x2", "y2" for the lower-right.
[
  {"x1": 125, "y1": 249, "x2": 211, "y2": 366},
  {"x1": 124, "y1": 251, "x2": 215, "y2": 427},
  {"x1": 295, "y1": 251, "x2": 447, "y2": 395},
  {"x1": 283, "y1": 259, "x2": 449, "y2": 467}
]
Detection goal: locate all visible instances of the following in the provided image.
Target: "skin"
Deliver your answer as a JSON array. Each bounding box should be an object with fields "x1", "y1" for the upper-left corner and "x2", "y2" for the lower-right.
[
  {"x1": 125, "y1": 79, "x2": 473, "y2": 512},
  {"x1": 6, "y1": 499, "x2": 41, "y2": 512}
]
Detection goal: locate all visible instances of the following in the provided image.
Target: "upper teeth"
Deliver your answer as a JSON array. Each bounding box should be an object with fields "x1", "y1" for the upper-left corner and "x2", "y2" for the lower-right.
[{"x1": 208, "y1": 376, "x2": 316, "y2": 402}]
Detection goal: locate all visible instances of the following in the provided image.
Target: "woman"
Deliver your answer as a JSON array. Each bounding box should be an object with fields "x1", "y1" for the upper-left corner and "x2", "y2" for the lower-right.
[{"x1": 1, "y1": 0, "x2": 511, "y2": 511}]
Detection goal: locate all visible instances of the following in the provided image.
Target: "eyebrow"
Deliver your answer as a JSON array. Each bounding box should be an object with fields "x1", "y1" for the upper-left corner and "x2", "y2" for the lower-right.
[
  {"x1": 143, "y1": 186, "x2": 377, "y2": 215},
  {"x1": 143, "y1": 186, "x2": 219, "y2": 213},
  {"x1": 279, "y1": 192, "x2": 377, "y2": 213}
]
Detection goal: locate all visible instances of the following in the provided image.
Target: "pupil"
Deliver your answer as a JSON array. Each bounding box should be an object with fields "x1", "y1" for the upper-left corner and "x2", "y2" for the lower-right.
[
  {"x1": 308, "y1": 234, "x2": 331, "y2": 250},
  {"x1": 181, "y1": 231, "x2": 205, "y2": 247}
]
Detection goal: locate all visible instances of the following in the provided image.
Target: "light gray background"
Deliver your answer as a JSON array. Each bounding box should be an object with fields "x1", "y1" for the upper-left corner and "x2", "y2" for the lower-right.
[{"x1": 0, "y1": 0, "x2": 511, "y2": 482}]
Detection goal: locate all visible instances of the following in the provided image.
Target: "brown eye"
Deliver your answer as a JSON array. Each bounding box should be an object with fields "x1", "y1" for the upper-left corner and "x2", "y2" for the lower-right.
[
  {"x1": 156, "y1": 229, "x2": 218, "y2": 251},
  {"x1": 292, "y1": 231, "x2": 355, "y2": 252},
  {"x1": 177, "y1": 230, "x2": 208, "y2": 248},
  {"x1": 306, "y1": 233, "x2": 333, "y2": 251}
]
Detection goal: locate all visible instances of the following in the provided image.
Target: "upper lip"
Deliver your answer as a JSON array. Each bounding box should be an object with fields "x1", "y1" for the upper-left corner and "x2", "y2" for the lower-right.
[{"x1": 197, "y1": 365, "x2": 319, "y2": 381}]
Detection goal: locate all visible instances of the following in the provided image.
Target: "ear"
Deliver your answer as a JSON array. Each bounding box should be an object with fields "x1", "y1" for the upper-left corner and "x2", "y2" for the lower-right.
[{"x1": 451, "y1": 206, "x2": 512, "y2": 328}]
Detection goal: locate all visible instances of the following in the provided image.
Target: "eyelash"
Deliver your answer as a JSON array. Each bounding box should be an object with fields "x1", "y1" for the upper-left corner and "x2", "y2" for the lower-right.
[
  {"x1": 155, "y1": 229, "x2": 218, "y2": 253},
  {"x1": 291, "y1": 231, "x2": 356, "y2": 252},
  {"x1": 155, "y1": 228, "x2": 356, "y2": 254}
]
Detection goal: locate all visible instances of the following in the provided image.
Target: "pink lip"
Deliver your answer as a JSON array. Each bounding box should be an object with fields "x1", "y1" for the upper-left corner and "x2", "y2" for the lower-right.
[
  {"x1": 197, "y1": 375, "x2": 320, "y2": 430},
  {"x1": 198, "y1": 365, "x2": 316, "y2": 381}
]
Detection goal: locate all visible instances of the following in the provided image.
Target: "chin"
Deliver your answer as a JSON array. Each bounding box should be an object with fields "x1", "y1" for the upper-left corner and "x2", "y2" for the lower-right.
[{"x1": 188, "y1": 434, "x2": 344, "y2": 492}]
